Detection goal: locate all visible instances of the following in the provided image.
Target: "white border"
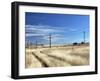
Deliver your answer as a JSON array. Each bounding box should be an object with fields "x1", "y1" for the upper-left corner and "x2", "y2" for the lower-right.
[{"x1": 19, "y1": 5, "x2": 95, "y2": 76}]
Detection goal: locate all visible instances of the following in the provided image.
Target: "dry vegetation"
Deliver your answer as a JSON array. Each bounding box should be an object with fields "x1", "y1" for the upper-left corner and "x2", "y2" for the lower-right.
[{"x1": 25, "y1": 45, "x2": 89, "y2": 68}]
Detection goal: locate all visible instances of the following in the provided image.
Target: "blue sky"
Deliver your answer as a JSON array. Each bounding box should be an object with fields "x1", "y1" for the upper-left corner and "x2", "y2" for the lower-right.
[{"x1": 25, "y1": 12, "x2": 89, "y2": 45}]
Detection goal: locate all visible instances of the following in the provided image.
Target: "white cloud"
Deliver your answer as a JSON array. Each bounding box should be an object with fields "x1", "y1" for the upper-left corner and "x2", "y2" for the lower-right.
[
  {"x1": 25, "y1": 25, "x2": 76, "y2": 44},
  {"x1": 25, "y1": 24, "x2": 64, "y2": 37},
  {"x1": 41, "y1": 34, "x2": 66, "y2": 42},
  {"x1": 25, "y1": 33, "x2": 46, "y2": 37}
]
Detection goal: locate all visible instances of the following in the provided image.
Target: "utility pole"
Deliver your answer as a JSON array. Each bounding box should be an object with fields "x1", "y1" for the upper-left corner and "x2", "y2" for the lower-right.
[
  {"x1": 83, "y1": 31, "x2": 85, "y2": 43},
  {"x1": 49, "y1": 34, "x2": 51, "y2": 48}
]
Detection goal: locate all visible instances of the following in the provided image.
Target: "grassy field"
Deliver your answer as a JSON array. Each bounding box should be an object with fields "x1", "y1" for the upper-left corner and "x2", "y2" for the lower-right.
[{"x1": 25, "y1": 45, "x2": 89, "y2": 68}]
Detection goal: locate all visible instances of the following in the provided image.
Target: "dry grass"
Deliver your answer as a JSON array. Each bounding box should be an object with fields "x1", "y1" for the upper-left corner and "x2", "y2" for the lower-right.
[
  {"x1": 25, "y1": 52, "x2": 43, "y2": 68},
  {"x1": 25, "y1": 45, "x2": 89, "y2": 68}
]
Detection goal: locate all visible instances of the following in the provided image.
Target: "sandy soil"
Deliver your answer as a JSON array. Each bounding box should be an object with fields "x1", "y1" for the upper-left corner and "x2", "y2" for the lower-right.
[{"x1": 25, "y1": 45, "x2": 89, "y2": 68}]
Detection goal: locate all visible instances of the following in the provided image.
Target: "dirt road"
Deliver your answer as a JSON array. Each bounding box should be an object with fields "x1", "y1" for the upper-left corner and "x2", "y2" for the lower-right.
[{"x1": 25, "y1": 45, "x2": 89, "y2": 68}]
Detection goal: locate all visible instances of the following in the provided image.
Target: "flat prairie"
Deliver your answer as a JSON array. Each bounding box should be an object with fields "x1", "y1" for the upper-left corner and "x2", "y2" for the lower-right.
[{"x1": 25, "y1": 45, "x2": 89, "y2": 68}]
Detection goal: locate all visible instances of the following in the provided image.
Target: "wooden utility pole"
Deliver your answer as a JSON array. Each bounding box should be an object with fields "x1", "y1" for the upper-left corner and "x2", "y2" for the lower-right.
[
  {"x1": 49, "y1": 34, "x2": 51, "y2": 48},
  {"x1": 83, "y1": 31, "x2": 85, "y2": 43}
]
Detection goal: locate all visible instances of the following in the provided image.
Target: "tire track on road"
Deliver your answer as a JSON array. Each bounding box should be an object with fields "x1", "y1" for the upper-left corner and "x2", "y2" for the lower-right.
[
  {"x1": 40, "y1": 51, "x2": 72, "y2": 65},
  {"x1": 32, "y1": 51, "x2": 71, "y2": 67},
  {"x1": 40, "y1": 51, "x2": 88, "y2": 66},
  {"x1": 32, "y1": 52, "x2": 49, "y2": 67}
]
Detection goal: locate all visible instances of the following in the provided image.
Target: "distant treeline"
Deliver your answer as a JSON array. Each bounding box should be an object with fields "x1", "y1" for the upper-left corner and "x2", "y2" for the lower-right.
[{"x1": 72, "y1": 42, "x2": 89, "y2": 45}]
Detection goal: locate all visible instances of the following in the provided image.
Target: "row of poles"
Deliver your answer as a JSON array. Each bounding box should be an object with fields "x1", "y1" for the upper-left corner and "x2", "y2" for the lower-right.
[
  {"x1": 34, "y1": 34, "x2": 51, "y2": 48},
  {"x1": 27, "y1": 31, "x2": 86, "y2": 48}
]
